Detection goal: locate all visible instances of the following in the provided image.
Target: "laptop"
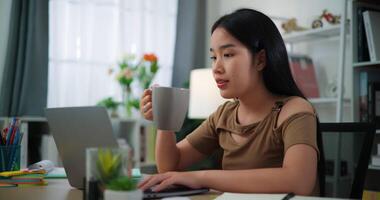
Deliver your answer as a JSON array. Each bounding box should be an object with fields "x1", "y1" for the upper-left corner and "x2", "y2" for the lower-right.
[
  {"x1": 45, "y1": 106, "x2": 119, "y2": 189},
  {"x1": 46, "y1": 106, "x2": 209, "y2": 198},
  {"x1": 143, "y1": 185, "x2": 209, "y2": 199}
]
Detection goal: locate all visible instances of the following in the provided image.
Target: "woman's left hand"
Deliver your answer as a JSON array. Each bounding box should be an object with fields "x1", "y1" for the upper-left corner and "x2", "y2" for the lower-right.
[{"x1": 137, "y1": 171, "x2": 205, "y2": 192}]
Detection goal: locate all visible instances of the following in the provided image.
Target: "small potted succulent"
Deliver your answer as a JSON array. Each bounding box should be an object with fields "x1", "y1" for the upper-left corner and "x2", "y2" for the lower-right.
[
  {"x1": 103, "y1": 176, "x2": 142, "y2": 200},
  {"x1": 95, "y1": 148, "x2": 142, "y2": 200}
]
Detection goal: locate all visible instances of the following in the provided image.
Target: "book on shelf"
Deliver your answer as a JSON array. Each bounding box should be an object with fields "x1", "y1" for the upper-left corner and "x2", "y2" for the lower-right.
[
  {"x1": 288, "y1": 55, "x2": 320, "y2": 98},
  {"x1": 357, "y1": 7, "x2": 371, "y2": 62},
  {"x1": 358, "y1": 70, "x2": 380, "y2": 123},
  {"x1": 368, "y1": 81, "x2": 380, "y2": 125},
  {"x1": 359, "y1": 71, "x2": 369, "y2": 122},
  {"x1": 363, "y1": 10, "x2": 380, "y2": 62}
]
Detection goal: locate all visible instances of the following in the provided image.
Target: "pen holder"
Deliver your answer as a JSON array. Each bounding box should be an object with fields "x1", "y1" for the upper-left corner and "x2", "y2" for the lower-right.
[{"x1": 0, "y1": 145, "x2": 21, "y2": 172}]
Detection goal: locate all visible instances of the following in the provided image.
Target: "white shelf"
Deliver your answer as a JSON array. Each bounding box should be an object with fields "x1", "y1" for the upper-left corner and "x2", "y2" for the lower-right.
[
  {"x1": 369, "y1": 164, "x2": 380, "y2": 170},
  {"x1": 353, "y1": 61, "x2": 380, "y2": 67},
  {"x1": 309, "y1": 98, "x2": 338, "y2": 104},
  {"x1": 308, "y1": 98, "x2": 350, "y2": 104},
  {"x1": 283, "y1": 25, "x2": 341, "y2": 43}
]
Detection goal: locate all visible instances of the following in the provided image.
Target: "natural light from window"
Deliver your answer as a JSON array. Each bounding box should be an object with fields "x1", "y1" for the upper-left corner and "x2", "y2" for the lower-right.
[{"x1": 48, "y1": 0, "x2": 178, "y2": 108}]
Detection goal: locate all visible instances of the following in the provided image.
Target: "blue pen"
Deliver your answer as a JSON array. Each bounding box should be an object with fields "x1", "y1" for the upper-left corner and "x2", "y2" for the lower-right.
[
  {"x1": 5, "y1": 118, "x2": 16, "y2": 145},
  {"x1": 13, "y1": 129, "x2": 20, "y2": 145}
]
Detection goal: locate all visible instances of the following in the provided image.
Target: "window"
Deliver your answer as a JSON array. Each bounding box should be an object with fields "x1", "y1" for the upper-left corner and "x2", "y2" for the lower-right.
[{"x1": 48, "y1": 0, "x2": 178, "y2": 107}]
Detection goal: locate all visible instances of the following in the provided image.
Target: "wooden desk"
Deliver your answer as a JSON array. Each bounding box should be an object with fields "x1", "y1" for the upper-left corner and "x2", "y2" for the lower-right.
[
  {"x1": 0, "y1": 178, "x2": 350, "y2": 200},
  {"x1": 0, "y1": 179, "x2": 219, "y2": 200},
  {"x1": 0, "y1": 179, "x2": 81, "y2": 200}
]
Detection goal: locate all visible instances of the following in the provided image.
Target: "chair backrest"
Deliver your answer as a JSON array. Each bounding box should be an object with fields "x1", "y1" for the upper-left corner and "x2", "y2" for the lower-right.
[{"x1": 318, "y1": 122, "x2": 376, "y2": 199}]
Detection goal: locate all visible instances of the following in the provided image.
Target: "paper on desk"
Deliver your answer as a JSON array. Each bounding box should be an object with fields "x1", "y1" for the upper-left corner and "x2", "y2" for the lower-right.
[
  {"x1": 28, "y1": 160, "x2": 55, "y2": 173},
  {"x1": 215, "y1": 193, "x2": 347, "y2": 200},
  {"x1": 45, "y1": 167, "x2": 66, "y2": 178},
  {"x1": 215, "y1": 193, "x2": 286, "y2": 200}
]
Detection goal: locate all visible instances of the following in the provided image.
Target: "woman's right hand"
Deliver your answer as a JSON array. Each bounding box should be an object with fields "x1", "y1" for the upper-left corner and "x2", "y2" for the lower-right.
[{"x1": 140, "y1": 89, "x2": 153, "y2": 121}]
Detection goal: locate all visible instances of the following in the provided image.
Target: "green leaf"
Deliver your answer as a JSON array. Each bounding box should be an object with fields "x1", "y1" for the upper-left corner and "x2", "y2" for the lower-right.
[
  {"x1": 128, "y1": 98, "x2": 140, "y2": 109},
  {"x1": 151, "y1": 62, "x2": 158, "y2": 73},
  {"x1": 96, "y1": 149, "x2": 122, "y2": 183},
  {"x1": 97, "y1": 97, "x2": 119, "y2": 109},
  {"x1": 106, "y1": 176, "x2": 137, "y2": 191}
]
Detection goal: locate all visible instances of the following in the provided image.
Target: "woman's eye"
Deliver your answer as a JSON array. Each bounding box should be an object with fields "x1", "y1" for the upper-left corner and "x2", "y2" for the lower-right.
[
  {"x1": 210, "y1": 56, "x2": 216, "y2": 61},
  {"x1": 224, "y1": 53, "x2": 233, "y2": 58}
]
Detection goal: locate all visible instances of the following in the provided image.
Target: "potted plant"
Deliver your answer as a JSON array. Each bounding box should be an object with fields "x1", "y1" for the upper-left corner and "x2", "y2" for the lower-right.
[
  {"x1": 97, "y1": 97, "x2": 120, "y2": 118},
  {"x1": 96, "y1": 148, "x2": 142, "y2": 200},
  {"x1": 103, "y1": 176, "x2": 142, "y2": 200}
]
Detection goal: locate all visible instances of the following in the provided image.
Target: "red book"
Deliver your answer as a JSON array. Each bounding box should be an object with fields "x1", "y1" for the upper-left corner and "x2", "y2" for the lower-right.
[{"x1": 289, "y1": 55, "x2": 320, "y2": 98}]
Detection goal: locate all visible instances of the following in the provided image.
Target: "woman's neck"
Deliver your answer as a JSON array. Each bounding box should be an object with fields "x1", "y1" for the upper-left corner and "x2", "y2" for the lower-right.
[{"x1": 237, "y1": 87, "x2": 280, "y2": 125}]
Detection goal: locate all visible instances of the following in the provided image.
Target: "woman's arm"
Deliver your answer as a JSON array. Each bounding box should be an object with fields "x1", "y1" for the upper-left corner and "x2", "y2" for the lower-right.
[
  {"x1": 200, "y1": 144, "x2": 317, "y2": 195},
  {"x1": 140, "y1": 89, "x2": 206, "y2": 173},
  {"x1": 139, "y1": 143, "x2": 317, "y2": 196},
  {"x1": 155, "y1": 132, "x2": 206, "y2": 173}
]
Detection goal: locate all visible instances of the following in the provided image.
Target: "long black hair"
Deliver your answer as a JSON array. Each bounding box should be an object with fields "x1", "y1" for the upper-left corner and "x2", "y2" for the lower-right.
[{"x1": 212, "y1": 8, "x2": 325, "y2": 196}]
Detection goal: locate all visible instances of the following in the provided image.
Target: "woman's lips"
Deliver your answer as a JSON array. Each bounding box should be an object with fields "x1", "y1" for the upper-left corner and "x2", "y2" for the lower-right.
[{"x1": 216, "y1": 80, "x2": 229, "y2": 89}]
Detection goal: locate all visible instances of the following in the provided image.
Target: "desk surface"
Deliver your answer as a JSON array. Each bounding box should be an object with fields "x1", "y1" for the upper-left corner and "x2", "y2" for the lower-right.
[
  {"x1": 0, "y1": 179, "x2": 219, "y2": 200},
  {"x1": 0, "y1": 179, "x2": 349, "y2": 200}
]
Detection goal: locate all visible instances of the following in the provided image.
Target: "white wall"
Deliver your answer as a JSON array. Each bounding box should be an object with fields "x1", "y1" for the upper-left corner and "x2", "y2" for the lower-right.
[
  {"x1": 205, "y1": 0, "x2": 352, "y2": 122},
  {"x1": 0, "y1": 0, "x2": 12, "y2": 88}
]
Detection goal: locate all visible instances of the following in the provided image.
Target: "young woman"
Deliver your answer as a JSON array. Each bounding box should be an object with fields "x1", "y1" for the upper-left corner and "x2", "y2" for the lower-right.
[{"x1": 138, "y1": 8, "x2": 321, "y2": 196}]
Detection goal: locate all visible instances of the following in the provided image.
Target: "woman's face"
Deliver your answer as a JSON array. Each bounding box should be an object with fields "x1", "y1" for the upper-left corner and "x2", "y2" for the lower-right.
[{"x1": 210, "y1": 27, "x2": 263, "y2": 99}]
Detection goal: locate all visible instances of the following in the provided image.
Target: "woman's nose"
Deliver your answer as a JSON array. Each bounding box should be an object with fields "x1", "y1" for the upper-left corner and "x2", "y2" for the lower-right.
[{"x1": 212, "y1": 58, "x2": 224, "y2": 74}]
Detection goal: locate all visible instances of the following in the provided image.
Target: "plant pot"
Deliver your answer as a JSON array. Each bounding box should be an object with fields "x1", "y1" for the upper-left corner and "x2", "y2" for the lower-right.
[{"x1": 104, "y1": 189, "x2": 143, "y2": 200}]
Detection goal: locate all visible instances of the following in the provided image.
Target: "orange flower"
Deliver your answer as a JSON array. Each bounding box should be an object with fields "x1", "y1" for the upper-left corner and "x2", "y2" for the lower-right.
[{"x1": 143, "y1": 53, "x2": 158, "y2": 62}]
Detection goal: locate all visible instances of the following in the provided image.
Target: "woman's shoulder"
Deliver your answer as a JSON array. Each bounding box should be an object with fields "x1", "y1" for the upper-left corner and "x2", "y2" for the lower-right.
[
  {"x1": 214, "y1": 100, "x2": 238, "y2": 115},
  {"x1": 276, "y1": 96, "x2": 315, "y2": 127}
]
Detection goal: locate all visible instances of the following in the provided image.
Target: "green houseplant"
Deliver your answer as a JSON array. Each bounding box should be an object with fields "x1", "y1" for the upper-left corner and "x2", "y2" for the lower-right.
[
  {"x1": 97, "y1": 97, "x2": 120, "y2": 118},
  {"x1": 95, "y1": 148, "x2": 142, "y2": 200}
]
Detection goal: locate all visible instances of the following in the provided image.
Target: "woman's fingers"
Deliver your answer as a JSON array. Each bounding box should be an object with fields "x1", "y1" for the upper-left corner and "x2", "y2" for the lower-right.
[
  {"x1": 141, "y1": 90, "x2": 152, "y2": 105},
  {"x1": 139, "y1": 175, "x2": 161, "y2": 191},
  {"x1": 139, "y1": 173, "x2": 171, "y2": 191},
  {"x1": 137, "y1": 175, "x2": 153, "y2": 189},
  {"x1": 140, "y1": 89, "x2": 153, "y2": 120},
  {"x1": 151, "y1": 179, "x2": 173, "y2": 192},
  {"x1": 145, "y1": 108, "x2": 153, "y2": 120},
  {"x1": 143, "y1": 102, "x2": 152, "y2": 112}
]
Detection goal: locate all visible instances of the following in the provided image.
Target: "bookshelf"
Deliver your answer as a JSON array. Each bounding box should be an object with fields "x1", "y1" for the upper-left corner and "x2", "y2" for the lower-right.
[
  {"x1": 111, "y1": 118, "x2": 156, "y2": 168},
  {"x1": 369, "y1": 164, "x2": 380, "y2": 170},
  {"x1": 283, "y1": 2, "x2": 349, "y2": 123},
  {"x1": 353, "y1": 60, "x2": 380, "y2": 67},
  {"x1": 351, "y1": 0, "x2": 380, "y2": 196},
  {"x1": 283, "y1": 24, "x2": 341, "y2": 43},
  {"x1": 282, "y1": 1, "x2": 350, "y2": 197},
  {"x1": 351, "y1": 0, "x2": 380, "y2": 122}
]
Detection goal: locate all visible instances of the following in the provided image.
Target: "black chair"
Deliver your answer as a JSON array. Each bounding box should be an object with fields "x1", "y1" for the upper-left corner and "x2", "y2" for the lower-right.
[{"x1": 317, "y1": 122, "x2": 376, "y2": 199}]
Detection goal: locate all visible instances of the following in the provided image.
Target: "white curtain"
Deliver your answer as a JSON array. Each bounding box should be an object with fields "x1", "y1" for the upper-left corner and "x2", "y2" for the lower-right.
[{"x1": 48, "y1": 0, "x2": 178, "y2": 107}]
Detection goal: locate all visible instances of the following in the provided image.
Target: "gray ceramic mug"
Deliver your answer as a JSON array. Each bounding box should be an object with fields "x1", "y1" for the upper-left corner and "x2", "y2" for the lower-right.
[{"x1": 152, "y1": 86, "x2": 190, "y2": 131}]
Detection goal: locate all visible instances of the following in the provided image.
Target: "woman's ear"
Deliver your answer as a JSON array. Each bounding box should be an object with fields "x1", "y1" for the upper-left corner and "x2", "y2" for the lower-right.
[{"x1": 255, "y1": 50, "x2": 266, "y2": 71}]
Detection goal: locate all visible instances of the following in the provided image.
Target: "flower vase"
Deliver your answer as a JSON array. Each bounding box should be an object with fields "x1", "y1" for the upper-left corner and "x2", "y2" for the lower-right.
[{"x1": 122, "y1": 86, "x2": 133, "y2": 118}]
